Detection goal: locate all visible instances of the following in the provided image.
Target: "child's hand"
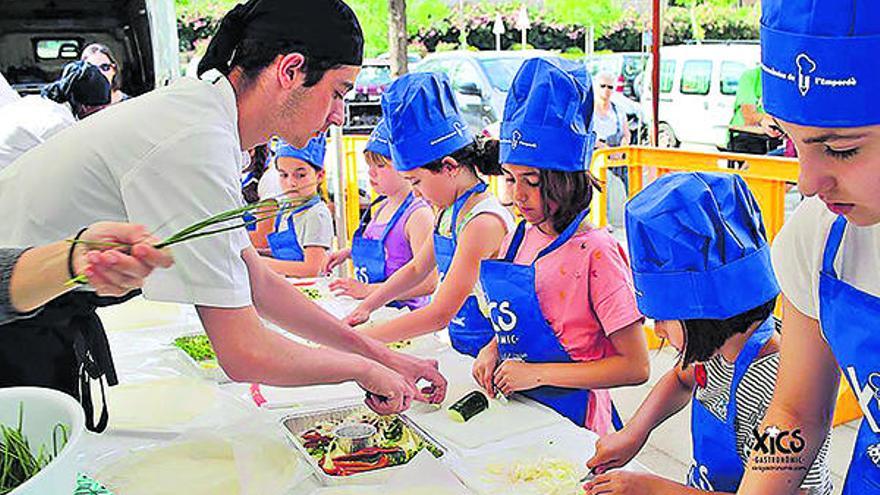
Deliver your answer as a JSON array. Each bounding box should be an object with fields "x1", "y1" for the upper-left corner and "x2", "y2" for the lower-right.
[
  {"x1": 493, "y1": 360, "x2": 539, "y2": 395},
  {"x1": 586, "y1": 427, "x2": 648, "y2": 475},
  {"x1": 322, "y1": 248, "x2": 351, "y2": 274},
  {"x1": 472, "y1": 343, "x2": 499, "y2": 396},
  {"x1": 583, "y1": 471, "x2": 673, "y2": 495},
  {"x1": 329, "y1": 278, "x2": 372, "y2": 299},
  {"x1": 345, "y1": 304, "x2": 373, "y2": 326}
]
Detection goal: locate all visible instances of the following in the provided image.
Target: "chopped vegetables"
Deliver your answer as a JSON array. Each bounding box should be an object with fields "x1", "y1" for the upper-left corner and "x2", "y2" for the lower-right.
[
  {"x1": 297, "y1": 411, "x2": 441, "y2": 477},
  {"x1": 174, "y1": 335, "x2": 217, "y2": 363},
  {"x1": 0, "y1": 403, "x2": 69, "y2": 494},
  {"x1": 484, "y1": 457, "x2": 581, "y2": 495},
  {"x1": 298, "y1": 287, "x2": 322, "y2": 300},
  {"x1": 386, "y1": 340, "x2": 412, "y2": 351},
  {"x1": 447, "y1": 390, "x2": 489, "y2": 423}
]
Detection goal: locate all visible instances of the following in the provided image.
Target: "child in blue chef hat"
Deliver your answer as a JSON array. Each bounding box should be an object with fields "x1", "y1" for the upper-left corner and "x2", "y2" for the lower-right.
[
  {"x1": 584, "y1": 172, "x2": 833, "y2": 495},
  {"x1": 260, "y1": 134, "x2": 333, "y2": 277},
  {"x1": 349, "y1": 72, "x2": 515, "y2": 358},
  {"x1": 472, "y1": 57, "x2": 649, "y2": 436}
]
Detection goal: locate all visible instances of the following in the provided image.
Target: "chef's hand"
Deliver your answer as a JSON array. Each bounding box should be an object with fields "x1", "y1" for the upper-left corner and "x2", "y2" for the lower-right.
[
  {"x1": 493, "y1": 360, "x2": 540, "y2": 395},
  {"x1": 356, "y1": 360, "x2": 417, "y2": 415},
  {"x1": 322, "y1": 248, "x2": 351, "y2": 274},
  {"x1": 587, "y1": 426, "x2": 648, "y2": 475},
  {"x1": 472, "y1": 340, "x2": 499, "y2": 396},
  {"x1": 583, "y1": 471, "x2": 675, "y2": 495},
  {"x1": 383, "y1": 351, "x2": 447, "y2": 405},
  {"x1": 74, "y1": 222, "x2": 174, "y2": 297},
  {"x1": 329, "y1": 278, "x2": 372, "y2": 300}
]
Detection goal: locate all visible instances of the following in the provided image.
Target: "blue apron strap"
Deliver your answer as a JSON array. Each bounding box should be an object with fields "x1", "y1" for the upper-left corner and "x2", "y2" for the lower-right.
[
  {"x1": 277, "y1": 195, "x2": 321, "y2": 233},
  {"x1": 536, "y1": 209, "x2": 591, "y2": 261},
  {"x1": 821, "y1": 216, "x2": 848, "y2": 278},
  {"x1": 726, "y1": 317, "x2": 775, "y2": 422},
  {"x1": 450, "y1": 182, "x2": 488, "y2": 242},
  {"x1": 354, "y1": 195, "x2": 387, "y2": 238},
  {"x1": 503, "y1": 220, "x2": 529, "y2": 262},
  {"x1": 378, "y1": 192, "x2": 416, "y2": 242},
  {"x1": 611, "y1": 401, "x2": 624, "y2": 431}
]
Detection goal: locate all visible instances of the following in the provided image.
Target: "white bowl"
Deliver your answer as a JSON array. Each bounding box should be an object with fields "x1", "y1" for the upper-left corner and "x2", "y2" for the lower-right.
[{"x1": 0, "y1": 387, "x2": 85, "y2": 495}]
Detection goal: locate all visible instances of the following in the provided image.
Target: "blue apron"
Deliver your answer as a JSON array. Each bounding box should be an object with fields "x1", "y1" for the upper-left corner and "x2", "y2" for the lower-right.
[
  {"x1": 267, "y1": 196, "x2": 322, "y2": 262},
  {"x1": 818, "y1": 216, "x2": 880, "y2": 493},
  {"x1": 687, "y1": 317, "x2": 774, "y2": 491},
  {"x1": 478, "y1": 209, "x2": 593, "y2": 426},
  {"x1": 434, "y1": 182, "x2": 494, "y2": 357},
  {"x1": 351, "y1": 193, "x2": 416, "y2": 284}
]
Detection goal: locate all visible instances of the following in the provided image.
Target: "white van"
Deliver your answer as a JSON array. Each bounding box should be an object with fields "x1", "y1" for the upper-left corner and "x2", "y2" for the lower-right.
[{"x1": 640, "y1": 42, "x2": 760, "y2": 150}]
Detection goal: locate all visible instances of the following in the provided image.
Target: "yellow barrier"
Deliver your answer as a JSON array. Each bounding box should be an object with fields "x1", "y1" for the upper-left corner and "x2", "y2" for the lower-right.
[
  {"x1": 341, "y1": 134, "x2": 370, "y2": 241},
  {"x1": 590, "y1": 146, "x2": 799, "y2": 242}
]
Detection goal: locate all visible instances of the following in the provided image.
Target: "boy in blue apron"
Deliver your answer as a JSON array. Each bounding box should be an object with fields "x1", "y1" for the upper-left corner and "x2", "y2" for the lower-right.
[
  {"x1": 325, "y1": 119, "x2": 436, "y2": 309},
  {"x1": 584, "y1": 172, "x2": 832, "y2": 494},
  {"x1": 473, "y1": 57, "x2": 648, "y2": 435},
  {"x1": 261, "y1": 135, "x2": 333, "y2": 277},
  {"x1": 351, "y1": 72, "x2": 514, "y2": 357},
  {"x1": 737, "y1": 1, "x2": 880, "y2": 493}
]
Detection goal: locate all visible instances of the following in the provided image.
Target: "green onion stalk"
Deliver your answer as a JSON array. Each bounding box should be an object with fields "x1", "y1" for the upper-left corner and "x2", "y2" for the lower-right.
[
  {"x1": 0, "y1": 403, "x2": 69, "y2": 494},
  {"x1": 66, "y1": 185, "x2": 319, "y2": 287}
]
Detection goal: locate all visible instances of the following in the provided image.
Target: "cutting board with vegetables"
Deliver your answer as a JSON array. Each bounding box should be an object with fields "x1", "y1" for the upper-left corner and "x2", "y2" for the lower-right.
[{"x1": 405, "y1": 353, "x2": 560, "y2": 451}]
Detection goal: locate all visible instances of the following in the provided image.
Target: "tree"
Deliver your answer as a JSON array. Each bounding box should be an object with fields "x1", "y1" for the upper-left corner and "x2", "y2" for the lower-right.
[{"x1": 389, "y1": 0, "x2": 408, "y2": 76}]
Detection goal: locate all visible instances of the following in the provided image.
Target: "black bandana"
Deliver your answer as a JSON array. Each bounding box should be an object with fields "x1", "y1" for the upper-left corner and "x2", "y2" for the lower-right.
[
  {"x1": 197, "y1": 0, "x2": 364, "y2": 76},
  {"x1": 40, "y1": 61, "x2": 110, "y2": 107}
]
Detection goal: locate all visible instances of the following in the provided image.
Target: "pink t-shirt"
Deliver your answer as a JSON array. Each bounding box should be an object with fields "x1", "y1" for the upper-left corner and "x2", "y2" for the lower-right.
[{"x1": 505, "y1": 223, "x2": 643, "y2": 435}]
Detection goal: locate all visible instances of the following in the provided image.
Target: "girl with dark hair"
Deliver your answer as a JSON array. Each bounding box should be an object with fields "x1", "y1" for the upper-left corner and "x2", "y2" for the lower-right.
[
  {"x1": 471, "y1": 58, "x2": 648, "y2": 435},
  {"x1": 324, "y1": 119, "x2": 437, "y2": 309},
  {"x1": 584, "y1": 172, "x2": 832, "y2": 495},
  {"x1": 351, "y1": 72, "x2": 515, "y2": 358},
  {"x1": 260, "y1": 136, "x2": 333, "y2": 278},
  {"x1": 81, "y1": 43, "x2": 129, "y2": 103}
]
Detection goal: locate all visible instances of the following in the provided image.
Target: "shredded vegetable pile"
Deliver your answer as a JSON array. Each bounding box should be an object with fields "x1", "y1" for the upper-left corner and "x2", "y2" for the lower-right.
[
  {"x1": 173, "y1": 335, "x2": 217, "y2": 364},
  {"x1": 484, "y1": 457, "x2": 580, "y2": 495}
]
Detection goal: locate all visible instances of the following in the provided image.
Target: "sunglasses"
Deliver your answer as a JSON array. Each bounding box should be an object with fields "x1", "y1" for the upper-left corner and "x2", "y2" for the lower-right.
[{"x1": 599, "y1": 84, "x2": 614, "y2": 89}]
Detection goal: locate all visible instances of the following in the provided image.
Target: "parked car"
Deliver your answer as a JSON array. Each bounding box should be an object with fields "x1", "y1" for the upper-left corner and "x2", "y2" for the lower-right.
[
  {"x1": 640, "y1": 42, "x2": 760, "y2": 150},
  {"x1": 412, "y1": 50, "x2": 554, "y2": 132},
  {"x1": 344, "y1": 58, "x2": 393, "y2": 133},
  {"x1": 0, "y1": 0, "x2": 180, "y2": 97},
  {"x1": 585, "y1": 52, "x2": 649, "y2": 101}
]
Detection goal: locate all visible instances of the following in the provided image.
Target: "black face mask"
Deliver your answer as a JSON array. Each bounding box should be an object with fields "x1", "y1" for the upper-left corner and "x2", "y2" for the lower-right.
[{"x1": 197, "y1": 0, "x2": 364, "y2": 77}]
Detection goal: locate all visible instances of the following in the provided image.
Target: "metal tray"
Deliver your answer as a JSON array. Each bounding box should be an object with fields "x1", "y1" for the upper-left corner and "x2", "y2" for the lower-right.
[{"x1": 280, "y1": 402, "x2": 447, "y2": 486}]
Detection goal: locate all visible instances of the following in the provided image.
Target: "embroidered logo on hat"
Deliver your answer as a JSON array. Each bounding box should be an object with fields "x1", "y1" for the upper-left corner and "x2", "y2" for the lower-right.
[
  {"x1": 430, "y1": 121, "x2": 467, "y2": 146},
  {"x1": 796, "y1": 54, "x2": 816, "y2": 96},
  {"x1": 501, "y1": 130, "x2": 538, "y2": 151},
  {"x1": 764, "y1": 52, "x2": 857, "y2": 98}
]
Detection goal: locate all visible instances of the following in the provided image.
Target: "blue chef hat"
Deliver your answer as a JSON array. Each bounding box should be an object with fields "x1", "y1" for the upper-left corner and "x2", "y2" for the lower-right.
[
  {"x1": 500, "y1": 57, "x2": 596, "y2": 172},
  {"x1": 381, "y1": 72, "x2": 473, "y2": 172},
  {"x1": 364, "y1": 118, "x2": 392, "y2": 158},
  {"x1": 625, "y1": 172, "x2": 780, "y2": 321},
  {"x1": 275, "y1": 134, "x2": 327, "y2": 169},
  {"x1": 761, "y1": 0, "x2": 880, "y2": 127}
]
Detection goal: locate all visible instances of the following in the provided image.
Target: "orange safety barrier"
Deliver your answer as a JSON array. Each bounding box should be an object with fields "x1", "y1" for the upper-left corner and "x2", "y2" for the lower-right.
[{"x1": 590, "y1": 146, "x2": 859, "y2": 427}]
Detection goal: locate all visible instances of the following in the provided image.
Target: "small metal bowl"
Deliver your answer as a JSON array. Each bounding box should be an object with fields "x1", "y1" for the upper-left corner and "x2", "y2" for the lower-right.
[{"x1": 333, "y1": 423, "x2": 377, "y2": 454}]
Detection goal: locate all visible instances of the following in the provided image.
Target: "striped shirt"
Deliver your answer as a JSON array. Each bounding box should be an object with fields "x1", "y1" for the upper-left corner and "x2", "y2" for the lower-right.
[{"x1": 695, "y1": 352, "x2": 833, "y2": 494}]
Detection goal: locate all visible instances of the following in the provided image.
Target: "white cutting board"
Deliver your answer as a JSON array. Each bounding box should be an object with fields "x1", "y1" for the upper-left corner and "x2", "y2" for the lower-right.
[{"x1": 406, "y1": 352, "x2": 560, "y2": 451}]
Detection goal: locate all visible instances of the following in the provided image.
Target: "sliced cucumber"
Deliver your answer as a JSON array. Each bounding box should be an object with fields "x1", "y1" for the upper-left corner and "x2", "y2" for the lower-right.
[{"x1": 447, "y1": 390, "x2": 489, "y2": 423}]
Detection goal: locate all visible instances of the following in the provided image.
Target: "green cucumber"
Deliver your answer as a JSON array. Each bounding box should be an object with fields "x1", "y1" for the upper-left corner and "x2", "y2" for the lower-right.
[{"x1": 447, "y1": 390, "x2": 489, "y2": 423}]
